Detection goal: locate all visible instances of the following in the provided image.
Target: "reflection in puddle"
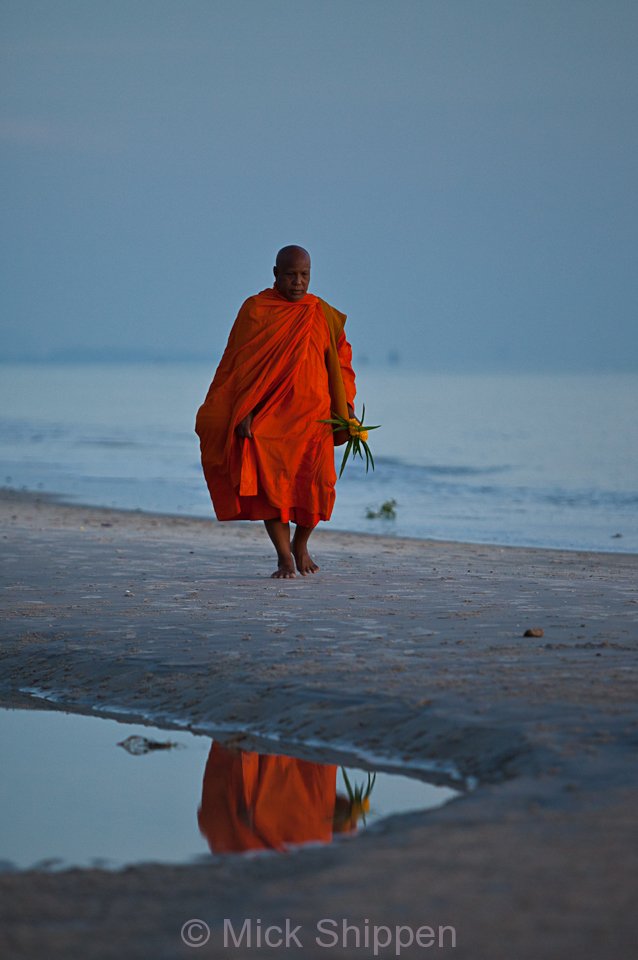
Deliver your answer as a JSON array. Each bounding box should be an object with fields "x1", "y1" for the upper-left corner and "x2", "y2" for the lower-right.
[
  {"x1": 199, "y1": 744, "x2": 378, "y2": 853},
  {"x1": 0, "y1": 707, "x2": 459, "y2": 871}
]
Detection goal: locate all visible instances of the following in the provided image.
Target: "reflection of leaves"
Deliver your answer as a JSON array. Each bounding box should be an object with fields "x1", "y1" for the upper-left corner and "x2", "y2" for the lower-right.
[
  {"x1": 334, "y1": 769, "x2": 377, "y2": 832},
  {"x1": 117, "y1": 735, "x2": 180, "y2": 755}
]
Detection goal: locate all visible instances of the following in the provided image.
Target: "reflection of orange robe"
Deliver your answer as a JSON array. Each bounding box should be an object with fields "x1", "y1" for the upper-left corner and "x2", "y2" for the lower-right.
[
  {"x1": 197, "y1": 743, "x2": 337, "y2": 852},
  {"x1": 195, "y1": 287, "x2": 356, "y2": 528}
]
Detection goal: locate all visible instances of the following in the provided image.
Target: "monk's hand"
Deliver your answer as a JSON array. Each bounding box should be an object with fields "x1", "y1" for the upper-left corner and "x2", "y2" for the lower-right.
[{"x1": 236, "y1": 412, "x2": 254, "y2": 439}]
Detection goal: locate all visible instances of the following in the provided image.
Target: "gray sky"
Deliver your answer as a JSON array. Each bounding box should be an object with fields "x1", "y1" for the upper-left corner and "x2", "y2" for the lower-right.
[{"x1": 2, "y1": 0, "x2": 637, "y2": 369}]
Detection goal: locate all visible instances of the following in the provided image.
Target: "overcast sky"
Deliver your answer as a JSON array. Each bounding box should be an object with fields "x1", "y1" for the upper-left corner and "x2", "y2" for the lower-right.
[{"x1": 2, "y1": 0, "x2": 637, "y2": 369}]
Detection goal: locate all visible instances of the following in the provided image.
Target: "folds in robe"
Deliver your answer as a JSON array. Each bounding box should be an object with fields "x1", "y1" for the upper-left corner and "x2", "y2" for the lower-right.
[
  {"x1": 197, "y1": 743, "x2": 337, "y2": 853},
  {"x1": 195, "y1": 288, "x2": 356, "y2": 527}
]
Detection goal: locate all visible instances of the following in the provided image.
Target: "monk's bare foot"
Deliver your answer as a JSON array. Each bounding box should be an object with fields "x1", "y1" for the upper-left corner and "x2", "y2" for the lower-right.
[
  {"x1": 292, "y1": 545, "x2": 320, "y2": 576},
  {"x1": 271, "y1": 557, "x2": 296, "y2": 579}
]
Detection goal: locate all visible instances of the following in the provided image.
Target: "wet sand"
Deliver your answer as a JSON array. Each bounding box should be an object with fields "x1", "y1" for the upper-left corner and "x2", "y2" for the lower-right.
[{"x1": 1, "y1": 488, "x2": 637, "y2": 959}]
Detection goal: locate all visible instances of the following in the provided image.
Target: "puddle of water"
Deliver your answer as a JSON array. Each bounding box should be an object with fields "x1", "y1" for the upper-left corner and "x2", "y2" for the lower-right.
[{"x1": 0, "y1": 707, "x2": 459, "y2": 871}]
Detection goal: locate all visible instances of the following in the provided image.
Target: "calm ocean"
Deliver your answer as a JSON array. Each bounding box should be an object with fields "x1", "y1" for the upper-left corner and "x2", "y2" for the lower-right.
[{"x1": 1, "y1": 363, "x2": 636, "y2": 554}]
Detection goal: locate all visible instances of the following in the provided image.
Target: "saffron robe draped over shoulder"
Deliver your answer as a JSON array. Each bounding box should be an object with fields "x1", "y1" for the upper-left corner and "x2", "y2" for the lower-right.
[{"x1": 195, "y1": 287, "x2": 356, "y2": 527}]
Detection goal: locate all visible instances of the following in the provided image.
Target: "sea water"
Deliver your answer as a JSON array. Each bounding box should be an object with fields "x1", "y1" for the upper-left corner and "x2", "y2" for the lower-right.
[{"x1": 0, "y1": 362, "x2": 636, "y2": 553}]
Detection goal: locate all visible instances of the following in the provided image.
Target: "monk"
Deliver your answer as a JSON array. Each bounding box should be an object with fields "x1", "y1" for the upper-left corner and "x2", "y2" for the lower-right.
[{"x1": 195, "y1": 245, "x2": 356, "y2": 578}]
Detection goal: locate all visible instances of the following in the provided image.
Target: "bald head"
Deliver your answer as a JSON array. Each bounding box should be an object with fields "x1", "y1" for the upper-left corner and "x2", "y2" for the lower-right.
[
  {"x1": 273, "y1": 245, "x2": 311, "y2": 301},
  {"x1": 275, "y1": 245, "x2": 310, "y2": 270}
]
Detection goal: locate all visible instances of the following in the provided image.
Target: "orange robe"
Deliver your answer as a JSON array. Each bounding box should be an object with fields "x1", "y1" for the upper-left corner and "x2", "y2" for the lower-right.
[
  {"x1": 195, "y1": 287, "x2": 356, "y2": 528},
  {"x1": 197, "y1": 742, "x2": 337, "y2": 852}
]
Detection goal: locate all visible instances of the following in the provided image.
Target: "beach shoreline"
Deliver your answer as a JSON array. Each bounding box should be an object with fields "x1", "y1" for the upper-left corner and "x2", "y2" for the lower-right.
[
  {"x1": 2, "y1": 484, "x2": 636, "y2": 557},
  {"x1": 1, "y1": 488, "x2": 637, "y2": 959}
]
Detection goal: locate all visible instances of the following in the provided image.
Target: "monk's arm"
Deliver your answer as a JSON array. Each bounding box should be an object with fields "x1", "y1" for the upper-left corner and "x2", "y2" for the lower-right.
[{"x1": 337, "y1": 331, "x2": 357, "y2": 416}]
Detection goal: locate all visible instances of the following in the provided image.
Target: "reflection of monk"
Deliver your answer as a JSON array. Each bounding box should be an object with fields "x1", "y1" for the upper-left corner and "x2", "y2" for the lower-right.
[{"x1": 198, "y1": 742, "x2": 338, "y2": 853}]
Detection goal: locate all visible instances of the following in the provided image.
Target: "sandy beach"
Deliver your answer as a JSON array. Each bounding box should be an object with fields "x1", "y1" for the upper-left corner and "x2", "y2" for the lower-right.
[{"x1": 1, "y1": 487, "x2": 636, "y2": 959}]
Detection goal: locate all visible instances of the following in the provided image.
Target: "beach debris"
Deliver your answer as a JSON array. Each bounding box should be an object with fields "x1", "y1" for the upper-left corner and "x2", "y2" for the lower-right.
[
  {"x1": 366, "y1": 499, "x2": 397, "y2": 520},
  {"x1": 117, "y1": 735, "x2": 180, "y2": 755},
  {"x1": 523, "y1": 627, "x2": 544, "y2": 638}
]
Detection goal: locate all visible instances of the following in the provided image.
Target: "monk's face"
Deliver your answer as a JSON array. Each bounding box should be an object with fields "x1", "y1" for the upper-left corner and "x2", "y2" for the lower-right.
[{"x1": 273, "y1": 253, "x2": 311, "y2": 302}]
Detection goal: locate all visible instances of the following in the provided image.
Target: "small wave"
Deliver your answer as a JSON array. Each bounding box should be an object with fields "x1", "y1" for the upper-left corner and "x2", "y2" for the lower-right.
[
  {"x1": 541, "y1": 488, "x2": 638, "y2": 509},
  {"x1": 0, "y1": 419, "x2": 70, "y2": 441},
  {"x1": 373, "y1": 456, "x2": 512, "y2": 478},
  {"x1": 77, "y1": 438, "x2": 141, "y2": 449}
]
